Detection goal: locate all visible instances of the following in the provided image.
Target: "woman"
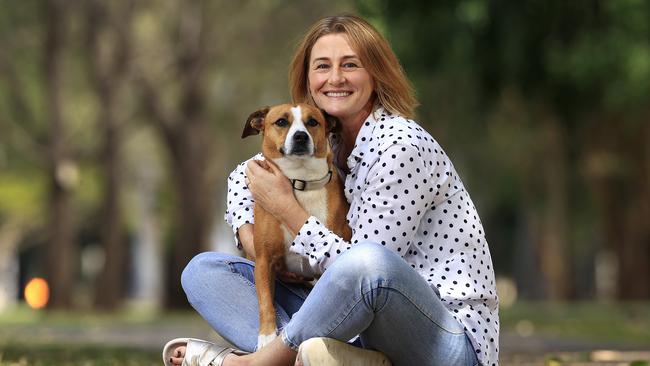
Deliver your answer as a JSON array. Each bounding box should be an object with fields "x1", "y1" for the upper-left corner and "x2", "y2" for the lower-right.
[{"x1": 164, "y1": 14, "x2": 498, "y2": 366}]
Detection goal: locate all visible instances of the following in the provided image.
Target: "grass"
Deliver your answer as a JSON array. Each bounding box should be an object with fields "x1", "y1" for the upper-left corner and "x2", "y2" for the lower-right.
[
  {"x1": 500, "y1": 301, "x2": 650, "y2": 346},
  {"x1": 0, "y1": 343, "x2": 159, "y2": 366}
]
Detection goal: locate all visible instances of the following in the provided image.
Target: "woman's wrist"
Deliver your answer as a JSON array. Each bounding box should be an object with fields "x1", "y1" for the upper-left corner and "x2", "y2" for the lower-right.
[{"x1": 277, "y1": 200, "x2": 310, "y2": 236}]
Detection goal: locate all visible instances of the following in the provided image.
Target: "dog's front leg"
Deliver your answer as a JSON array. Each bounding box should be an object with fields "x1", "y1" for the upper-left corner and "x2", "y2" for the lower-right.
[{"x1": 254, "y1": 253, "x2": 278, "y2": 349}]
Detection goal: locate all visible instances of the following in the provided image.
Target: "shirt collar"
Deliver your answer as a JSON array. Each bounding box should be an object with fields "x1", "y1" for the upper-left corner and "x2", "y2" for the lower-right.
[{"x1": 346, "y1": 105, "x2": 388, "y2": 171}]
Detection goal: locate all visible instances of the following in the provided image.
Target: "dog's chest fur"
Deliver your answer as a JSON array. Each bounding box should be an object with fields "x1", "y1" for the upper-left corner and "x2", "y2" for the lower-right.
[{"x1": 273, "y1": 157, "x2": 329, "y2": 275}]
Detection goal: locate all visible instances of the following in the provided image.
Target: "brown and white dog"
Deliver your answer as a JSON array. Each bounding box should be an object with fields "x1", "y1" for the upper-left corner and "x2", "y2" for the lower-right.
[{"x1": 242, "y1": 103, "x2": 352, "y2": 349}]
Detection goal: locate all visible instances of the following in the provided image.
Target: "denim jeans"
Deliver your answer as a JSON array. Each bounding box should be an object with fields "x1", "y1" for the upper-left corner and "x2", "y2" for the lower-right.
[{"x1": 182, "y1": 242, "x2": 479, "y2": 366}]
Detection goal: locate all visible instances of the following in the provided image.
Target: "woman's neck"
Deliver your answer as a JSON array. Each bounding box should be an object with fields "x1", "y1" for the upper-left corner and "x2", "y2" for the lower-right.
[{"x1": 339, "y1": 101, "x2": 374, "y2": 156}]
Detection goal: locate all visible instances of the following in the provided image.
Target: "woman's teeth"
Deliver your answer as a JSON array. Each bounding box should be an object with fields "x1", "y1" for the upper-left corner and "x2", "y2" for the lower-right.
[{"x1": 326, "y1": 91, "x2": 351, "y2": 97}]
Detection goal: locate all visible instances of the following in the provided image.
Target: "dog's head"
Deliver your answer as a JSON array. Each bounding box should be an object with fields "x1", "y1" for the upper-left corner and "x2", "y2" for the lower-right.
[{"x1": 242, "y1": 103, "x2": 339, "y2": 159}]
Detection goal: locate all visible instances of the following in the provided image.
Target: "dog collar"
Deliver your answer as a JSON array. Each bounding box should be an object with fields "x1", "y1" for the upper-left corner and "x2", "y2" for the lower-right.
[{"x1": 290, "y1": 171, "x2": 332, "y2": 191}]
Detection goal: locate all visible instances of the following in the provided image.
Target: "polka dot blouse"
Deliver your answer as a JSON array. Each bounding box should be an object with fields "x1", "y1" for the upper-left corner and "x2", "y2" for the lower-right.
[{"x1": 225, "y1": 106, "x2": 499, "y2": 366}]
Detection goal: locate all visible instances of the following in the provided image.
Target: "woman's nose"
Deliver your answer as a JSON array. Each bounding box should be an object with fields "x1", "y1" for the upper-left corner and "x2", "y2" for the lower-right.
[{"x1": 328, "y1": 67, "x2": 345, "y2": 85}]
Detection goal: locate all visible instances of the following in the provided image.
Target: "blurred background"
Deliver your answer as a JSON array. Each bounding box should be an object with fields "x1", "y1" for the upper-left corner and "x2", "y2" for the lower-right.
[{"x1": 0, "y1": 0, "x2": 649, "y2": 364}]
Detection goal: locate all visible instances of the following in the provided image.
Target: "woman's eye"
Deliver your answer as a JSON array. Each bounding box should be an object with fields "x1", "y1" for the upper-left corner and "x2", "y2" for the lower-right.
[
  {"x1": 343, "y1": 62, "x2": 358, "y2": 68},
  {"x1": 306, "y1": 118, "x2": 319, "y2": 127},
  {"x1": 315, "y1": 63, "x2": 329, "y2": 70},
  {"x1": 275, "y1": 118, "x2": 289, "y2": 127}
]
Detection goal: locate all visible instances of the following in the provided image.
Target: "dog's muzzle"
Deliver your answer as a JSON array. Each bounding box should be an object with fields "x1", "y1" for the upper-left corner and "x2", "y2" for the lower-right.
[{"x1": 288, "y1": 131, "x2": 312, "y2": 156}]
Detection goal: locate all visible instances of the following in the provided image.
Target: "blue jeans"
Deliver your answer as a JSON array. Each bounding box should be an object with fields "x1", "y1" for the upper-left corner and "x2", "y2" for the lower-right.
[{"x1": 182, "y1": 242, "x2": 478, "y2": 366}]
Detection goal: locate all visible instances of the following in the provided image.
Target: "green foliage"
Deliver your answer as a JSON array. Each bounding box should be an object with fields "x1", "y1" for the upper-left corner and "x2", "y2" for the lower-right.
[
  {"x1": 0, "y1": 0, "x2": 648, "y2": 304},
  {"x1": 630, "y1": 362, "x2": 649, "y2": 366},
  {"x1": 0, "y1": 171, "x2": 45, "y2": 222},
  {"x1": 356, "y1": 0, "x2": 650, "y2": 297}
]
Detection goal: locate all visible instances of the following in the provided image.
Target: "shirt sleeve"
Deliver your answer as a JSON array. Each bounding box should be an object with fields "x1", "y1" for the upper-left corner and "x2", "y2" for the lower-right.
[
  {"x1": 289, "y1": 144, "x2": 435, "y2": 273},
  {"x1": 224, "y1": 153, "x2": 263, "y2": 249}
]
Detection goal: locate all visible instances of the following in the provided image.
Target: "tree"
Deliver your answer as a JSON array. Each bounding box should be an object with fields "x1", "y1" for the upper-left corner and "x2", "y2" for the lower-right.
[
  {"x1": 85, "y1": 0, "x2": 135, "y2": 310},
  {"x1": 359, "y1": 0, "x2": 650, "y2": 299},
  {"x1": 44, "y1": 0, "x2": 77, "y2": 309},
  {"x1": 134, "y1": 0, "x2": 353, "y2": 308}
]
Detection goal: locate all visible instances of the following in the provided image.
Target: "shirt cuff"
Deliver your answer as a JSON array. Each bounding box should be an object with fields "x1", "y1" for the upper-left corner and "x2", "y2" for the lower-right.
[
  {"x1": 230, "y1": 210, "x2": 254, "y2": 249},
  {"x1": 289, "y1": 216, "x2": 322, "y2": 256}
]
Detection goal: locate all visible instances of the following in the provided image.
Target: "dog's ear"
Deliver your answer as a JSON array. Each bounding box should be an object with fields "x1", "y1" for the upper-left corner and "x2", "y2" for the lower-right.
[
  {"x1": 242, "y1": 106, "x2": 270, "y2": 138},
  {"x1": 321, "y1": 109, "x2": 341, "y2": 134}
]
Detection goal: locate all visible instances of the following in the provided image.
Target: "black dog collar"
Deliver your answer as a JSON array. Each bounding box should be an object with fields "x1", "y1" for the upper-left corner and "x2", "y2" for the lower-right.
[{"x1": 290, "y1": 171, "x2": 333, "y2": 191}]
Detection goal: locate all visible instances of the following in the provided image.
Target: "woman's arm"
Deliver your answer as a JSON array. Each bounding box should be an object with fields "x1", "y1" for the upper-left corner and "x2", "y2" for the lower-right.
[
  {"x1": 246, "y1": 144, "x2": 436, "y2": 274},
  {"x1": 224, "y1": 154, "x2": 262, "y2": 249},
  {"x1": 244, "y1": 159, "x2": 310, "y2": 235},
  {"x1": 237, "y1": 223, "x2": 256, "y2": 259}
]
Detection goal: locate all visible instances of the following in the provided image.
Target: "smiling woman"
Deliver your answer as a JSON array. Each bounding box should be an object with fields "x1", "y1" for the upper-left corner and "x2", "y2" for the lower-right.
[
  {"x1": 164, "y1": 14, "x2": 498, "y2": 366},
  {"x1": 307, "y1": 34, "x2": 375, "y2": 124},
  {"x1": 290, "y1": 15, "x2": 417, "y2": 122}
]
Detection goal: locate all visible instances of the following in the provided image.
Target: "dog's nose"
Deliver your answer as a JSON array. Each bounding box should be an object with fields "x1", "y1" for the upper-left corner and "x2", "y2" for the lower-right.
[{"x1": 293, "y1": 131, "x2": 309, "y2": 143}]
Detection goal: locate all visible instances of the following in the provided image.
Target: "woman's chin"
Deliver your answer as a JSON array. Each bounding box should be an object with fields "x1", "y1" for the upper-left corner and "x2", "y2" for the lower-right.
[{"x1": 320, "y1": 105, "x2": 350, "y2": 119}]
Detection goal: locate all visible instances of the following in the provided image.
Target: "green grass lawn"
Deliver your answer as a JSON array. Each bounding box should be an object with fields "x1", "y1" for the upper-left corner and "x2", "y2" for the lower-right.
[
  {"x1": 0, "y1": 343, "x2": 159, "y2": 366},
  {"x1": 500, "y1": 301, "x2": 650, "y2": 345}
]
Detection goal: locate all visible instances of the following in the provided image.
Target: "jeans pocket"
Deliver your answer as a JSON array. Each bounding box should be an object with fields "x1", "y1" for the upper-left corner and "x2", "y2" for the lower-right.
[{"x1": 228, "y1": 260, "x2": 256, "y2": 283}]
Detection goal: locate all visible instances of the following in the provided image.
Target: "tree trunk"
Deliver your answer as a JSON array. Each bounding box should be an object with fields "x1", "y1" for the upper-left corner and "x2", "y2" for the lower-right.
[
  {"x1": 45, "y1": 0, "x2": 76, "y2": 310},
  {"x1": 164, "y1": 88, "x2": 214, "y2": 309},
  {"x1": 583, "y1": 113, "x2": 650, "y2": 300},
  {"x1": 87, "y1": 0, "x2": 133, "y2": 311},
  {"x1": 136, "y1": 0, "x2": 216, "y2": 309},
  {"x1": 617, "y1": 118, "x2": 650, "y2": 299},
  {"x1": 537, "y1": 110, "x2": 570, "y2": 299},
  {"x1": 94, "y1": 95, "x2": 126, "y2": 309}
]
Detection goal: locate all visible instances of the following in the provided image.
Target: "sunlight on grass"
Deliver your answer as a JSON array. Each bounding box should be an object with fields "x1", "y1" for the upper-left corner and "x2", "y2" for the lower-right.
[
  {"x1": 0, "y1": 303, "x2": 199, "y2": 326},
  {"x1": 500, "y1": 301, "x2": 650, "y2": 345}
]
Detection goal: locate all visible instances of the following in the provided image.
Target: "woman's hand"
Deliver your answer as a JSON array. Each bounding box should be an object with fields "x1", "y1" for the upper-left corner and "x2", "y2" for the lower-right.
[
  {"x1": 245, "y1": 159, "x2": 310, "y2": 234},
  {"x1": 245, "y1": 160, "x2": 294, "y2": 218}
]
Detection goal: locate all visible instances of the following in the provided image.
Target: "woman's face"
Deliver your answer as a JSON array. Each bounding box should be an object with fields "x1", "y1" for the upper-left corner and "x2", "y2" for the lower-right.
[{"x1": 308, "y1": 33, "x2": 374, "y2": 123}]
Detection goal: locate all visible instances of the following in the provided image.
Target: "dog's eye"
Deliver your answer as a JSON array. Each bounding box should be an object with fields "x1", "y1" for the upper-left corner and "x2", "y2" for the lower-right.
[
  {"x1": 275, "y1": 118, "x2": 289, "y2": 127},
  {"x1": 306, "y1": 118, "x2": 319, "y2": 127}
]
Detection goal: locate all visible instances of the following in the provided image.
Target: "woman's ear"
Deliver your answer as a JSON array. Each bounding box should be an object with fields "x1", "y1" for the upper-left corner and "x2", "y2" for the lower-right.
[{"x1": 242, "y1": 106, "x2": 270, "y2": 138}]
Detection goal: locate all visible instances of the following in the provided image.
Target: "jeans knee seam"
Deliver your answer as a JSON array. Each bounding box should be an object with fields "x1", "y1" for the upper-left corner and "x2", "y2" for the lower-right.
[
  {"x1": 320, "y1": 282, "x2": 394, "y2": 338},
  {"x1": 380, "y1": 284, "x2": 464, "y2": 335},
  {"x1": 324, "y1": 297, "x2": 366, "y2": 338}
]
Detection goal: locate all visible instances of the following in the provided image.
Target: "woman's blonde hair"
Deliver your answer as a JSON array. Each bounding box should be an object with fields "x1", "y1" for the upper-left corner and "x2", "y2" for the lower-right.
[{"x1": 289, "y1": 14, "x2": 418, "y2": 119}]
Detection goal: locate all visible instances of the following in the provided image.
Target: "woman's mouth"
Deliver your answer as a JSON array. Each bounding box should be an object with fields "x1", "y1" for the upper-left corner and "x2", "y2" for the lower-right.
[{"x1": 324, "y1": 91, "x2": 352, "y2": 97}]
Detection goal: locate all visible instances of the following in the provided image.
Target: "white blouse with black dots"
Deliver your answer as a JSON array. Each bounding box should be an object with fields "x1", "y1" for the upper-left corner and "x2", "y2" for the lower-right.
[{"x1": 225, "y1": 106, "x2": 499, "y2": 366}]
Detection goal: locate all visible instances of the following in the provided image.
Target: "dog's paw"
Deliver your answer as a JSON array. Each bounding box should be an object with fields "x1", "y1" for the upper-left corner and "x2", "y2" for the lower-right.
[{"x1": 257, "y1": 331, "x2": 278, "y2": 350}]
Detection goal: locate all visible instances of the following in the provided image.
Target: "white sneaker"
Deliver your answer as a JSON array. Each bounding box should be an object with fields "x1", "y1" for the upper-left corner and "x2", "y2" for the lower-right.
[{"x1": 297, "y1": 337, "x2": 391, "y2": 366}]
